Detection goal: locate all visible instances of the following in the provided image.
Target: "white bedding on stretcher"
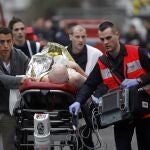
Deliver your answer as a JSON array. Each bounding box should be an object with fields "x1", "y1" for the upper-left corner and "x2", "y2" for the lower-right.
[{"x1": 9, "y1": 89, "x2": 21, "y2": 116}]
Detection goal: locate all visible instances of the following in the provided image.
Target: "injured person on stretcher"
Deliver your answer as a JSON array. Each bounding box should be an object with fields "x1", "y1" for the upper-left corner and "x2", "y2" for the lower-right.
[
  {"x1": 26, "y1": 42, "x2": 87, "y2": 89},
  {"x1": 10, "y1": 42, "x2": 86, "y2": 115},
  {"x1": 41, "y1": 61, "x2": 87, "y2": 88}
]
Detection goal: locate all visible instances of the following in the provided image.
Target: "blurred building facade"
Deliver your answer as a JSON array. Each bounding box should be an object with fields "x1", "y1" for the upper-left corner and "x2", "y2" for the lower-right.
[
  {"x1": 0, "y1": 0, "x2": 150, "y2": 49},
  {"x1": 1, "y1": 0, "x2": 150, "y2": 26},
  {"x1": 0, "y1": 0, "x2": 30, "y2": 25}
]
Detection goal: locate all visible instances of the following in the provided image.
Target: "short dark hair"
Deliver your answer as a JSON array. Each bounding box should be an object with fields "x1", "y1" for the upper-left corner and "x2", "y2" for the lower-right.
[
  {"x1": 98, "y1": 21, "x2": 115, "y2": 31},
  {"x1": 0, "y1": 27, "x2": 12, "y2": 35},
  {"x1": 8, "y1": 17, "x2": 24, "y2": 30}
]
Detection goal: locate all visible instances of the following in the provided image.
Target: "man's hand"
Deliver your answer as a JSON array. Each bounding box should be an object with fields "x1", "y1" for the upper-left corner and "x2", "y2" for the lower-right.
[
  {"x1": 20, "y1": 76, "x2": 36, "y2": 84},
  {"x1": 69, "y1": 102, "x2": 80, "y2": 115},
  {"x1": 68, "y1": 61, "x2": 87, "y2": 77},
  {"x1": 121, "y1": 79, "x2": 138, "y2": 88}
]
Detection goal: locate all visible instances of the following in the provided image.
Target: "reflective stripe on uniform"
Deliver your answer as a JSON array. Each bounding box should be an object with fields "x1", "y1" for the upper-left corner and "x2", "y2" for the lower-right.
[
  {"x1": 127, "y1": 60, "x2": 142, "y2": 73},
  {"x1": 101, "y1": 68, "x2": 112, "y2": 79}
]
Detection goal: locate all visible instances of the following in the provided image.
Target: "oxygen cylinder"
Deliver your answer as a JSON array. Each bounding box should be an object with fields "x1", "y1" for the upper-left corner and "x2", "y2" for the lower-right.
[{"x1": 34, "y1": 113, "x2": 50, "y2": 150}]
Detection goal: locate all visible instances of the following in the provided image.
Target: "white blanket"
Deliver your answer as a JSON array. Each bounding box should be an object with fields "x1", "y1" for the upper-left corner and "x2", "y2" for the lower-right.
[{"x1": 9, "y1": 89, "x2": 21, "y2": 116}]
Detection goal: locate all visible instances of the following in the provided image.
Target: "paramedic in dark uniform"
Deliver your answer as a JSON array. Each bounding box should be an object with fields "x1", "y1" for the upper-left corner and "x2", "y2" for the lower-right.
[{"x1": 69, "y1": 21, "x2": 150, "y2": 150}]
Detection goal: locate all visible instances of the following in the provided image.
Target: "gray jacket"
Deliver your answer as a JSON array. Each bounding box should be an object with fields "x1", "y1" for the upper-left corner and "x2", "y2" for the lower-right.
[{"x1": 0, "y1": 47, "x2": 29, "y2": 113}]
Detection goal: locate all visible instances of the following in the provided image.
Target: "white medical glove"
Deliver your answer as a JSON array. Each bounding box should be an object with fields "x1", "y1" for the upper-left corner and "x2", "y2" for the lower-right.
[
  {"x1": 121, "y1": 79, "x2": 139, "y2": 88},
  {"x1": 69, "y1": 102, "x2": 80, "y2": 115}
]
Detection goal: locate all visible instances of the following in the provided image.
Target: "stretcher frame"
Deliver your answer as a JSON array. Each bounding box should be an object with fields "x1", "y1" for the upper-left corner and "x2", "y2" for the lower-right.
[{"x1": 14, "y1": 80, "x2": 79, "y2": 150}]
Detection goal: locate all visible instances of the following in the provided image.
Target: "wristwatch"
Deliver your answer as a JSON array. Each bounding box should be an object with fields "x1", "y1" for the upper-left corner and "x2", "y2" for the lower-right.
[{"x1": 136, "y1": 78, "x2": 142, "y2": 85}]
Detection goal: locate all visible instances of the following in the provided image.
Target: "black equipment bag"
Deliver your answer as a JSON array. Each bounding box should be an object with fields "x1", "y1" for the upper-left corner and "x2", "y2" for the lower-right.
[{"x1": 129, "y1": 86, "x2": 150, "y2": 117}]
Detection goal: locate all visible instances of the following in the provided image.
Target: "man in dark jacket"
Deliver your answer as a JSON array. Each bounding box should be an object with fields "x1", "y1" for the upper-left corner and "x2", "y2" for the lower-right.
[
  {"x1": 0, "y1": 27, "x2": 34, "y2": 150},
  {"x1": 8, "y1": 17, "x2": 42, "y2": 58}
]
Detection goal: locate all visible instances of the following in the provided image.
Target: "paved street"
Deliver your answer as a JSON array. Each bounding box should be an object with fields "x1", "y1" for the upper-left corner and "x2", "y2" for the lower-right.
[
  {"x1": 0, "y1": 126, "x2": 138, "y2": 150},
  {"x1": 93, "y1": 125, "x2": 138, "y2": 150},
  {"x1": 51, "y1": 126, "x2": 138, "y2": 150}
]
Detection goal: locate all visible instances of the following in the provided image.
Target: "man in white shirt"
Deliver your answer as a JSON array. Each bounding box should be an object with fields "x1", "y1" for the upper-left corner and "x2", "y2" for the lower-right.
[{"x1": 67, "y1": 25, "x2": 103, "y2": 149}]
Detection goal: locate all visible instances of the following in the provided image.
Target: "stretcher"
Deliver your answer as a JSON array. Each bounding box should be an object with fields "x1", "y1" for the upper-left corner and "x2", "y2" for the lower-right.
[{"x1": 14, "y1": 79, "x2": 79, "y2": 150}]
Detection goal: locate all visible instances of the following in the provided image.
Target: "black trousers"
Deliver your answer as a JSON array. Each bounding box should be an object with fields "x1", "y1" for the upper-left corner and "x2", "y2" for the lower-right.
[{"x1": 114, "y1": 118, "x2": 150, "y2": 150}]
